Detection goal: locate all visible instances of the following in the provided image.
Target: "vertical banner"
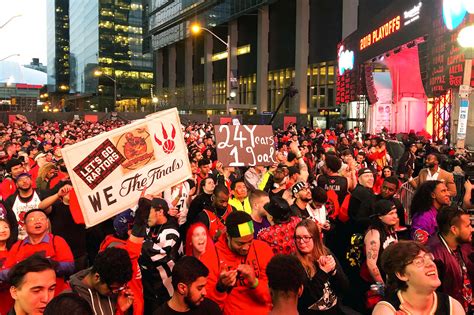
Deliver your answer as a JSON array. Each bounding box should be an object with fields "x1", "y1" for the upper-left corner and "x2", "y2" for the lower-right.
[
  {"x1": 62, "y1": 108, "x2": 192, "y2": 227},
  {"x1": 283, "y1": 116, "x2": 297, "y2": 129},
  {"x1": 457, "y1": 99, "x2": 469, "y2": 140}
]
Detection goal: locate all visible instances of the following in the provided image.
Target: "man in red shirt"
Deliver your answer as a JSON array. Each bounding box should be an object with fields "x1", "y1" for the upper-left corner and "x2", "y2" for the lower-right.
[
  {"x1": 201, "y1": 211, "x2": 273, "y2": 314},
  {"x1": 0, "y1": 209, "x2": 74, "y2": 295}
]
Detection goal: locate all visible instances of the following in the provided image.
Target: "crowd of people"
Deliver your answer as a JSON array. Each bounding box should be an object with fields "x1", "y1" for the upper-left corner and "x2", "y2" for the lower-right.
[{"x1": 0, "y1": 115, "x2": 472, "y2": 315}]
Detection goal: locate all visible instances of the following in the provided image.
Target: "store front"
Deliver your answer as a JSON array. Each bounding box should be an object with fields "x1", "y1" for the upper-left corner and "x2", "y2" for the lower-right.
[{"x1": 337, "y1": 0, "x2": 474, "y2": 142}]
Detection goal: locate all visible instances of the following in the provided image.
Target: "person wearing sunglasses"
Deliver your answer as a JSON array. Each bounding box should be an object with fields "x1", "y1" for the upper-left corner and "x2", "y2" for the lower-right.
[{"x1": 373, "y1": 241, "x2": 465, "y2": 314}]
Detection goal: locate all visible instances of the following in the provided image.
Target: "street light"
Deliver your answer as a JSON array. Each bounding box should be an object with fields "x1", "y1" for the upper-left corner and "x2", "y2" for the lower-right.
[
  {"x1": 0, "y1": 54, "x2": 20, "y2": 62},
  {"x1": 94, "y1": 69, "x2": 116, "y2": 111},
  {"x1": 191, "y1": 23, "x2": 231, "y2": 114},
  {"x1": 455, "y1": 23, "x2": 474, "y2": 150},
  {"x1": 152, "y1": 96, "x2": 158, "y2": 112},
  {"x1": 0, "y1": 15, "x2": 21, "y2": 29}
]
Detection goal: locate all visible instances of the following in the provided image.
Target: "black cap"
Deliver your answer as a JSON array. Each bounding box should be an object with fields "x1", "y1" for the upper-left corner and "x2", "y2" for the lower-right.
[
  {"x1": 264, "y1": 196, "x2": 292, "y2": 223},
  {"x1": 150, "y1": 198, "x2": 169, "y2": 212},
  {"x1": 291, "y1": 181, "x2": 307, "y2": 197},
  {"x1": 358, "y1": 168, "x2": 373, "y2": 177},
  {"x1": 373, "y1": 199, "x2": 396, "y2": 216}
]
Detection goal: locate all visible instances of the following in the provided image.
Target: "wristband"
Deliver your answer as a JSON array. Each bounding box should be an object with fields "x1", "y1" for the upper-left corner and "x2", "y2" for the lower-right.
[{"x1": 250, "y1": 278, "x2": 259, "y2": 289}]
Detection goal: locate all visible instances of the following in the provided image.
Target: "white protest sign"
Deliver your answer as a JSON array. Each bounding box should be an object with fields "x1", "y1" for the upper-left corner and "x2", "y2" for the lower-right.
[{"x1": 61, "y1": 108, "x2": 191, "y2": 227}]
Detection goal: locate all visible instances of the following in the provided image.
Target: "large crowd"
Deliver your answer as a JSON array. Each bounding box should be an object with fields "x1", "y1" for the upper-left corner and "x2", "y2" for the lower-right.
[{"x1": 0, "y1": 115, "x2": 472, "y2": 315}]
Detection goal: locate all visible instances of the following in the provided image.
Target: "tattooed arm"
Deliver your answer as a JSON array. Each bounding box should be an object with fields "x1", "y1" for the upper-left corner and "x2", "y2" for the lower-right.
[{"x1": 364, "y1": 229, "x2": 384, "y2": 284}]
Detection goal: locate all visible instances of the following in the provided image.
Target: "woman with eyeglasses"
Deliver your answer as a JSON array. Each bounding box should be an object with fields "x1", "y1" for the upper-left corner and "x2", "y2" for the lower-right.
[
  {"x1": 294, "y1": 219, "x2": 349, "y2": 314},
  {"x1": 373, "y1": 241, "x2": 465, "y2": 315}
]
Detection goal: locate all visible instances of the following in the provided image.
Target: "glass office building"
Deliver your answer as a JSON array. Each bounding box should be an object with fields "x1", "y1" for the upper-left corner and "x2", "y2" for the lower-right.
[
  {"x1": 46, "y1": 0, "x2": 70, "y2": 94},
  {"x1": 69, "y1": 0, "x2": 153, "y2": 111},
  {"x1": 147, "y1": 0, "x2": 342, "y2": 115}
]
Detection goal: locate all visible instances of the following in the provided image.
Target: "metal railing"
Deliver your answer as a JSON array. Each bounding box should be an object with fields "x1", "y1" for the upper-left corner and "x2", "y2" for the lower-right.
[{"x1": 399, "y1": 181, "x2": 416, "y2": 225}]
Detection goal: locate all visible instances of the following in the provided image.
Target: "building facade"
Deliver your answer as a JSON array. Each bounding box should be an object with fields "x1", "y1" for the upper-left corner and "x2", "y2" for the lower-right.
[
  {"x1": 46, "y1": 0, "x2": 70, "y2": 96},
  {"x1": 68, "y1": 0, "x2": 153, "y2": 112},
  {"x1": 337, "y1": 0, "x2": 474, "y2": 145},
  {"x1": 148, "y1": 0, "x2": 343, "y2": 119}
]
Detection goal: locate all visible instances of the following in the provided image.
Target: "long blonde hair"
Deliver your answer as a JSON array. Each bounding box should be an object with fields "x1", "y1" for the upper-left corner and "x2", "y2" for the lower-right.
[
  {"x1": 294, "y1": 219, "x2": 328, "y2": 276},
  {"x1": 38, "y1": 162, "x2": 56, "y2": 181}
]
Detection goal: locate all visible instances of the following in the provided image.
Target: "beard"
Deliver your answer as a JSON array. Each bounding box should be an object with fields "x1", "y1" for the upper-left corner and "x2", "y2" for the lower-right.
[
  {"x1": 17, "y1": 185, "x2": 32, "y2": 192},
  {"x1": 301, "y1": 196, "x2": 312, "y2": 202},
  {"x1": 184, "y1": 294, "x2": 202, "y2": 309}
]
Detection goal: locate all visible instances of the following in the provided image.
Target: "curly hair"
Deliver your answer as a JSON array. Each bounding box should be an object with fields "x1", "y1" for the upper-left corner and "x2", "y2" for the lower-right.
[
  {"x1": 91, "y1": 247, "x2": 132, "y2": 286},
  {"x1": 410, "y1": 180, "x2": 442, "y2": 217},
  {"x1": 267, "y1": 254, "x2": 306, "y2": 294},
  {"x1": 381, "y1": 241, "x2": 428, "y2": 293}
]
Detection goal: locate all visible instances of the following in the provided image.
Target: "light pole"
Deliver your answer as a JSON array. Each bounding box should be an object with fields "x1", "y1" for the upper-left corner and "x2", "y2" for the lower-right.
[
  {"x1": 455, "y1": 24, "x2": 474, "y2": 150},
  {"x1": 191, "y1": 23, "x2": 231, "y2": 114},
  {"x1": 0, "y1": 54, "x2": 20, "y2": 62},
  {"x1": 94, "y1": 69, "x2": 116, "y2": 111},
  {"x1": 0, "y1": 15, "x2": 21, "y2": 29},
  {"x1": 152, "y1": 96, "x2": 158, "y2": 112}
]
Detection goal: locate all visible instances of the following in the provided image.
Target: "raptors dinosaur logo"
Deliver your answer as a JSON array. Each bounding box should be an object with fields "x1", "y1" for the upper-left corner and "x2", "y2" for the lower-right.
[
  {"x1": 113, "y1": 126, "x2": 155, "y2": 174},
  {"x1": 154, "y1": 123, "x2": 176, "y2": 154}
]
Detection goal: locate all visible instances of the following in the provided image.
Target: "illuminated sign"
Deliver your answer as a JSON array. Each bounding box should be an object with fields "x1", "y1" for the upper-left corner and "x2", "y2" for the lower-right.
[
  {"x1": 442, "y1": 0, "x2": 474, "y2": 30},
  {"x1": 360, "y1": 16, "x2": 401, "y2": 51},
  {"x1": 338, "y1": 46, "x2": 354, "y2": 75},
  {"x1": 404, "y1": 2, "x2": 422, "y2": 26}
]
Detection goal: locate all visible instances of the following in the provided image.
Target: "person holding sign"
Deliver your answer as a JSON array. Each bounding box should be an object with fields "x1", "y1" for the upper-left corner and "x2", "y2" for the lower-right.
[{"x1": 139, "y1": 198, "x2": 181, "y2": 314}]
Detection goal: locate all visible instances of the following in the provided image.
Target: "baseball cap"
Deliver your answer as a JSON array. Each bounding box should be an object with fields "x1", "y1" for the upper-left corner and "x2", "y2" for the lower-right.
[
  {"x1": 373, "y1": 200, "x2": 396, "y2": 217},
  {"x1": 34, "y1": 152, "x2": 46, "y2": 161},
  {"x1": 357, "y1": 168, "x2": 373, "y2": 177},
  {"x1": 291, "y1": 181, "x2": 308, "y2": 197},
  {"x1": 15, "y1": 172, "x2": 32, "y2": 181},
  {"x1": 150, "y1": 198, "x2": 169, "y2": 212},
  {"x1": 264, "y1": 196, "x2": 292, "y2": 223},
  {"x1": 113, "y1": 209, "x2": 135, "y2": 238}
]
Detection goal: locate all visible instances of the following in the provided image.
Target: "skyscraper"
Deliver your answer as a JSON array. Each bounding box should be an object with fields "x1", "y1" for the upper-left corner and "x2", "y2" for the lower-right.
[
  {"x1": 46, "y1": 0, "x2": 70, "y2": 97},
  {"x1": 68, "y1": 0, "x2": 153, "y2": 112}
]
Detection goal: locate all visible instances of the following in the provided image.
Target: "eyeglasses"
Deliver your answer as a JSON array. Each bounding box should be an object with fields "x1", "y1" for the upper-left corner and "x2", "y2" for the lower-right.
[
  {"x1": 407, "y1": 253, "x2": 435, "y2": 268},
  {"x1": 26, "y1": 217, "x2": 47, "y2": 223},
  {"x1": 295, "y1": 236, "x2": 313, "y2": 243}
]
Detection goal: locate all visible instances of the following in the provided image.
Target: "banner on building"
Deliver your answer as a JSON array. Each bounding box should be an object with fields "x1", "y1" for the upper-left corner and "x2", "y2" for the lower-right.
[
  {"x1": 62, "y1": 108, "x2": 192, "y2": 227},
  {"x1": 214, "y1": 125, "x2": 276, "y2": 167}
]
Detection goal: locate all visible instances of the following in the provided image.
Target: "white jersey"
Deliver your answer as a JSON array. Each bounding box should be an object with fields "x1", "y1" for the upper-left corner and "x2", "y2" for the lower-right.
[
  {"x1": 11, "y1": 191, "x2": 42, "y2": 240},
  {"x1": 163, "y1": 181, "x2": 191, "y2": 226}
]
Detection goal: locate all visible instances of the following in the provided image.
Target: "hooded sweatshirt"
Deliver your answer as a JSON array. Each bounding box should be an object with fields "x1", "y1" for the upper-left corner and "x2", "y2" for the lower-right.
[
  {"x1": 200, "y1": 233, "x2": 273, "y2": 315},
  {"x1": 99, "y1": 235, "x2": 143, "y2": 315},
  {"x1": 69, "y1": 268, "x2": 123, "y2": 315}
]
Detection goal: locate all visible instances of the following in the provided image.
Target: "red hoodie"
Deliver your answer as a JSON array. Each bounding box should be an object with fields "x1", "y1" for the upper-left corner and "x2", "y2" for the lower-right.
[
  {"x1": 99, "y1": 235, "x2": 144, "y2": 315},
  {"x1": 200, "y1": 233, "x2": 273, "y2": 315}
]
